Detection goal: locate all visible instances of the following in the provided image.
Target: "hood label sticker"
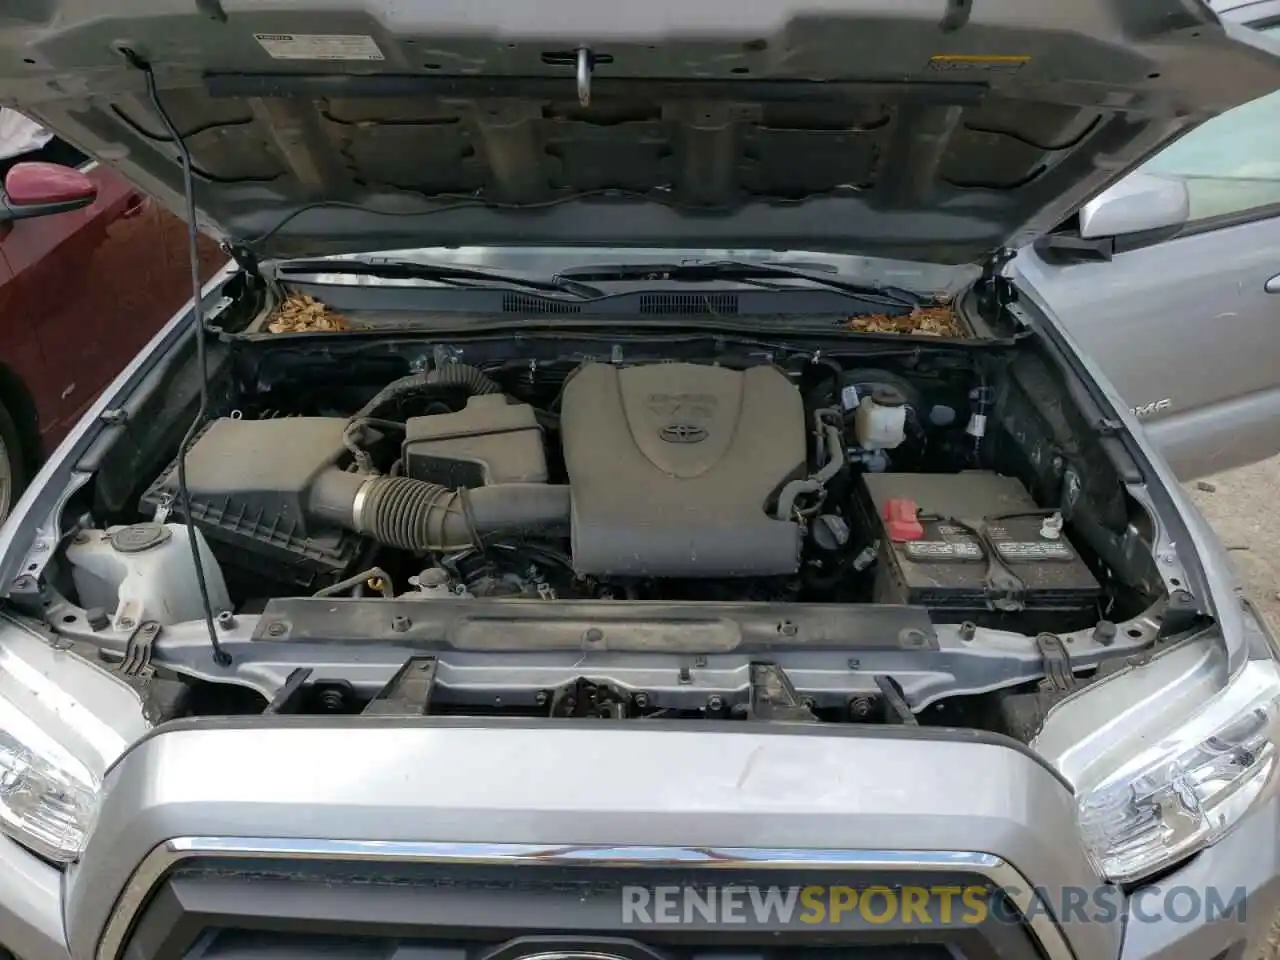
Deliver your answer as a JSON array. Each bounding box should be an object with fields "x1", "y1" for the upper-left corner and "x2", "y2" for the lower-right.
[
  {"x1": 928, "y1": 54, "x2": 1029, "y2": 73},
  {"x1": 254, "y1": 33, "x2": 385, "y2": 61}
]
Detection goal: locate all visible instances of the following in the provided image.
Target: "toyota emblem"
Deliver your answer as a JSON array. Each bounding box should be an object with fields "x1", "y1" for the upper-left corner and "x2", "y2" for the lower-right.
[{"x1": 659, "y1": 423, "x2": 708, "y2": 444}]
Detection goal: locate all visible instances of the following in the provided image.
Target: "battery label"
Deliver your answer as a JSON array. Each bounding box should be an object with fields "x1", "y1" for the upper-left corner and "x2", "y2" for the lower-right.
[
  {"x1": 905, "y1": 539, "x2": 984, "y2": 561},
  {"x1": 994, "y1": 540, "x2": 1075, "y2": 562}
]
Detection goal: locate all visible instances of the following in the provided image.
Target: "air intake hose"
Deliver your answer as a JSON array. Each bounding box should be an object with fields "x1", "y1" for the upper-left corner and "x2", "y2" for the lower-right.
[
  {"x1": 424, "y1": 362, "x2": 502, "y2": 395},
  {"x1": 349, "y1": 363, "x2": 502, "y2": 423},
  {"x1": 309, "y1": 468, "x2": 570, "y2": 553}
]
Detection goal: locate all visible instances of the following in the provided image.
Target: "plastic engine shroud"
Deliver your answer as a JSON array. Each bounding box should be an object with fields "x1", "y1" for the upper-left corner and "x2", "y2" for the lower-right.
[{"x1": 560, "y1": 361, "x2": 807, "y2": 578}]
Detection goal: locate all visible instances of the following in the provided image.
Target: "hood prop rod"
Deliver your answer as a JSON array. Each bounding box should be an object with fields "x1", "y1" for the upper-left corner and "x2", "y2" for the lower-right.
[{"x1": 124, "y1": 49, "x2": 232, "y2": 668}]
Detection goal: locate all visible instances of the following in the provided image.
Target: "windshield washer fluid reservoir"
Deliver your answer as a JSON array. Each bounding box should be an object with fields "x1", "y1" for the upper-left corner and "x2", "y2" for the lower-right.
[{"x1": 66, "y1": 522, "x2": 231, "y2": 627}]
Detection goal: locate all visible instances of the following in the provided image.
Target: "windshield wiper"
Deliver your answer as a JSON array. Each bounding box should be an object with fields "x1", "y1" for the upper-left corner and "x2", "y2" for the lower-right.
[
  {"x1": 554, "y1": 259, "x2": 923, "y2": 309},
  {"x1": 274, "y1": 257, "x2": 605, "y2": 299}
]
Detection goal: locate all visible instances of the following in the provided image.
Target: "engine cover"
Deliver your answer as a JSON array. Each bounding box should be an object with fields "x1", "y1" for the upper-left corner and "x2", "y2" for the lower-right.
[{"x1": 561, "y1": 362, "x2": 805, "y2": 577}]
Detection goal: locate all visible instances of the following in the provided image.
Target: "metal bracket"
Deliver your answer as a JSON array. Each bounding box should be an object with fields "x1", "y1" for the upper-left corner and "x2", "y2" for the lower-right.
[
  {"x1": 225, "y1": 241, "x2": 260, "y2": 279},
  {"x1": 363, "y1": 657, "x2": 438, "y2": 716},
  {"x1": 979, "y1": 246, "x2": 1018, "y2": 309},
  {"x1": 1158, "y1": 589, "x2": 1200, "y2": 638},
  {"x1": 120, "y1": 621, "x2": 160, "y2": 677},
  {"x1": 152, "y1": 492, "x2": 174, "y2": 523},
  {"x1": 1035, "y1": 632, "x2": 1076, "y2": 692},
  {"x1": 747, "y1": 662, "x2": 817, "y2": 722}
]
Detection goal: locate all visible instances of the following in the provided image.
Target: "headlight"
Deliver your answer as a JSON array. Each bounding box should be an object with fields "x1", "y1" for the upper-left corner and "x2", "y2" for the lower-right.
[
  {"x1": 0, "y1": 617, "x2": 148, "y2": 862},
  {"x1": 1076, "y1": 656, "x2": 1279, "y2": 882},
  {"x1": 1034, "y1": 611, "x2": 1280, "y2": 884}
]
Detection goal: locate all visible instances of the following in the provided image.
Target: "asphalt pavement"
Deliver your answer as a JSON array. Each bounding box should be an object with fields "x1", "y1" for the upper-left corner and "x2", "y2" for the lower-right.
[
  {"x1": 1188, "y1": 455, "x2": 1280, "y2": 634},
  {"x1": 1185, "y1": 455, "x2": 1280, "y2": 960}
]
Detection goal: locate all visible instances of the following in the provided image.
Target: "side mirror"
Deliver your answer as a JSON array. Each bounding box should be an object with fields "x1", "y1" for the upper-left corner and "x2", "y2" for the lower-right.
[
  {"x1": 0, "y1": 161, "x2": 97, "y2": 225},
  {"x1": 1079, "y1": 172, "x2": 1189, "y2": 240}
]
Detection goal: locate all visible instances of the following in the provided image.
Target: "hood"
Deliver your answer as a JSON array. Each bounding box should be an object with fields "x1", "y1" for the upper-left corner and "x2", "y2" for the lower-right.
[{"x1": 2, "y1": 0, "x2": 1279, "y2": 265}]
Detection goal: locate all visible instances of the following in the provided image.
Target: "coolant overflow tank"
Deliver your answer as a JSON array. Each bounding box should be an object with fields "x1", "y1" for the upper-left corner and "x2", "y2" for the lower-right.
[{"x1": 66, "y1": 522, "x2": 231, "y2": 628}]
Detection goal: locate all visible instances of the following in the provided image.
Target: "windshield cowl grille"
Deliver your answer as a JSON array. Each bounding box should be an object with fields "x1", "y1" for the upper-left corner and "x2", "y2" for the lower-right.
[{"x1": 501, "y1": 292, "x2": 741, "y2": 315}]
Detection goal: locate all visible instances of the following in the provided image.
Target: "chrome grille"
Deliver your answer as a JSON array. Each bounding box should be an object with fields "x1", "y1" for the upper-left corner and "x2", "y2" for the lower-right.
[{"x1": 102, "y1": 840, "x2": 1068, "y2": 960}]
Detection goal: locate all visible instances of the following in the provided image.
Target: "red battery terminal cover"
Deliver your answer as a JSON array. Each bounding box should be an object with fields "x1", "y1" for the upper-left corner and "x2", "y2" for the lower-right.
[{"x1": 884, "y1": 498, "x2": 925, "y2": 541}]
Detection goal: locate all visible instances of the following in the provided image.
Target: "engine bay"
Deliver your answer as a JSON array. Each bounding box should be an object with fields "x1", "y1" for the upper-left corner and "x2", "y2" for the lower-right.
[
  {"x1": 28, "y1": 326, "x2": 1191, "y2": 738},
  {"x1": 126, "y1": 353, "x2": 1109, "y2": 619}
]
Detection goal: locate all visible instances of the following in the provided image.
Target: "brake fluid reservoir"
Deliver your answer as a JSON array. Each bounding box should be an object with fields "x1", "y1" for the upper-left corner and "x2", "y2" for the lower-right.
[
  {"x1": 854, "y1": 386, "x2": 908, "y2": 450},
  {"x1": 66, "y1": 522, "x2": 231, "y2": 627}
]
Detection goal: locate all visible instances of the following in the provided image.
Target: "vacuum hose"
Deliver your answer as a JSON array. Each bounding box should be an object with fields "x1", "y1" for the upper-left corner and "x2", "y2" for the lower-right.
[{"x1": 309, "y1": 468, "x2": 570, "y2": 553}]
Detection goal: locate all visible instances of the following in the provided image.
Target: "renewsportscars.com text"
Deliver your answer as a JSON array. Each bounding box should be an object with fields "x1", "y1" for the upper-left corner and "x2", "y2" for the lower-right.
[{"x1": 620, "y1": 885, "x2": 1247, "y2": 926}]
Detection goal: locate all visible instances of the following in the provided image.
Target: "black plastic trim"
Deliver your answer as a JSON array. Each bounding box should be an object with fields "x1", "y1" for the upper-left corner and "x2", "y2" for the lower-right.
[
  {"x1": 122, "y1": 863, "x2": 1045, "y2": 960},
  {"x1": 0, "y1": 194, "x2": 96, "y2": 224}
]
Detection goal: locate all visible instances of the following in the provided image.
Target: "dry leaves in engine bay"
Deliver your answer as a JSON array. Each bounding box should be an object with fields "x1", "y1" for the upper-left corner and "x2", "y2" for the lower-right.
[
  {"x1": 846, "y1": 304, "x2": 966, "y2": 338},
  {"x1": 266, "y1": 293, "x2": 352, "y2": 333}
]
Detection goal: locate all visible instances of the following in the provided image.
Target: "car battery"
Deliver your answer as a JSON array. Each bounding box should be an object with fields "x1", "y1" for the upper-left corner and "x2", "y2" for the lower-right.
[{"x1": 854, "y1": 471, "x2": 1102, "y2": 616}]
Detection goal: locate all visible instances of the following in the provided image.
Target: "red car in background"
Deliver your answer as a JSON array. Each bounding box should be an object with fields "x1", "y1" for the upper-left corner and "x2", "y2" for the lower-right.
[{"x1": 0, "y1": 114, "x2": 223, "y2": 521}]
